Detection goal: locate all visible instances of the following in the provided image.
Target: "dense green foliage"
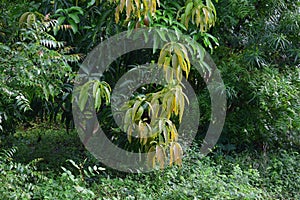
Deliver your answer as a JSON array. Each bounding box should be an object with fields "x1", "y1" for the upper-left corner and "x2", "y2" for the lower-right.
[
  {"x1": 1, "y1": 0, "x2": 298, "y2": 149},
  {"x1": 1, "y1": 129, "x2": 300, "y2": 199},
  {"x1": 0, "y1": 1, "x2": 81, "y2": 133},
  {"x1": 0, "y1": 0, "x2": 299, "y2": 199},
  {"x1": 1, "y1": 0, "x2": 222, "y2": 168},
  {"x1": 210, "y1": 0, "x2": 300, "y2": 149}
]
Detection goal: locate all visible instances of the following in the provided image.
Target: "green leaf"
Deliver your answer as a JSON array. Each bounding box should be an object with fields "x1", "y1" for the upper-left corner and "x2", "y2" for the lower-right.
[
  {"x1": 135, "y1": 105, "x2": 144, "y2": 120},
  {"x1": 153, "y1": 32, "x2": 159, "y2": 54},
  {"x1": 68, "y1": 159, "x2": 80, "y2": 169},
  {"x1": 79, "y1": 82, "x2": 90, "y2": 111},
  {"x1": 69, "y1": 13, "x2": 80, "y2": 24},
  {"x1": 87, "y1": 0, "x2": 96, "y2": 8},
  {"x1": 68, "y1": 7, "x2": 84, "y2": 15},
  {"x1": 184, "y1": 2, "x2": 194, "y2": 25},
  {"x1": 55, "y1": 8, "x2": 65, "y2": 14},
  {"x1": 156, "y1": 28, "x2": 167, "y2": 42},
  {"x1": 69, "y1": 20, "x2": 78, "y2": 33},
  {"x1": 95, "y1": 88, "x2": 102, "y2": 111},
  {"x1": 102, "y1": 85, "x2": 111, "y2": 104},
  {"x1": 57, "y1": 16, "x2": 66, "y2": 25}
]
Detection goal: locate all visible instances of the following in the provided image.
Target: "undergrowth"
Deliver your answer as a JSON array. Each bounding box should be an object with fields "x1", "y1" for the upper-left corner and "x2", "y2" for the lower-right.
[{"x1": 0, "y1": 128, "x2": 299, "y2": 199}]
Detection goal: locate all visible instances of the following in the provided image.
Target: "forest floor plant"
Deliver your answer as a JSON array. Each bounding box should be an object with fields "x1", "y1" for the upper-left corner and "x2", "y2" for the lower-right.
[{"x1": 1, "y1": 128, "x2": 299, "y2": 199}]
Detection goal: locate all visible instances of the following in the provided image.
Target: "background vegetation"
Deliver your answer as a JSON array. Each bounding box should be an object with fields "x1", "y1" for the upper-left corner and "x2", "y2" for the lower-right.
[{"x1": 0, "y1": 0, "x2": 299, "y2": 199}]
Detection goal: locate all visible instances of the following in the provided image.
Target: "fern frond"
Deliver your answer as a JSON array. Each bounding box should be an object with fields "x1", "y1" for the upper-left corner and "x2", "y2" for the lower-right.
[
  {"x1": 0, "y1": 147, "x2": 17, "y2": 162},
  {"x1": 40, "y1": 39, "x2": 64, "y2": 48},
  {"x1": 42, "y1": 19, "x2": 58, "y2": 30},
  {"x1": 62, "y1": 54, "x2": 83, "y2": 62},
  {"x1": 53, "y1": 24, "x2": 72, "y2": 35},
  {"x1": 15, "y1": 93, "x2": 32, "y2": 112}
]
